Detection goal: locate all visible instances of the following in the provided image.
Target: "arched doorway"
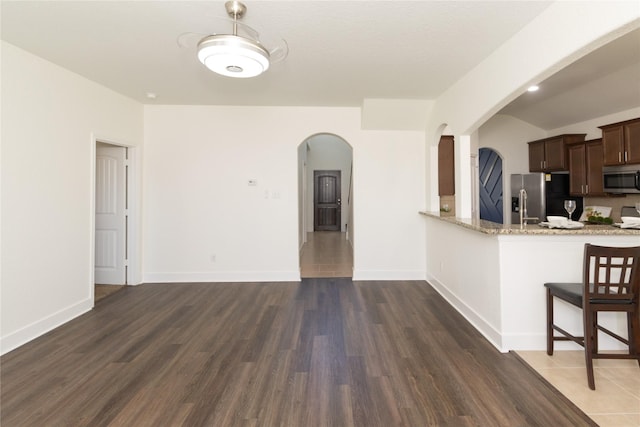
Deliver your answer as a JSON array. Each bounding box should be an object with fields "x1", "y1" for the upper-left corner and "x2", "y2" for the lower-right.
[{"x1": 297, "y1": 133, "x2": 353, "y2": 278}]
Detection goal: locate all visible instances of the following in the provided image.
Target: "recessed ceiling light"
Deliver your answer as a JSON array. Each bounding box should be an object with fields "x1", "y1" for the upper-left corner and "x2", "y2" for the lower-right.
[
  {"x1": 146, "y1": 92, "x2": 157, "y2": 99},
  {"x1": 527, "y1": 85, "x2": 540, "y2": 92}
]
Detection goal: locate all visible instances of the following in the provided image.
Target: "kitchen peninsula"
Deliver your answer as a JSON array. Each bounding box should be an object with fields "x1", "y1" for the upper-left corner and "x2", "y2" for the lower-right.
[{"x1": 421, "y1": 211, "x2": 640, "y2": 353}]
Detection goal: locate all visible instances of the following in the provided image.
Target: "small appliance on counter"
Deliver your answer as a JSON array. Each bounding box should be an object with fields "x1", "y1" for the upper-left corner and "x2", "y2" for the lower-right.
[
  {"x1": 511, "y1": 173, "x2": 583, "y2": 224},
  {"x1": 621, "y1": 205, "x2": 640, "y2": 218}
]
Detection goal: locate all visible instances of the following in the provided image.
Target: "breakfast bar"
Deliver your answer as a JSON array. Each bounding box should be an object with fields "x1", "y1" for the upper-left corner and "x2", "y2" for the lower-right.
[{"x1": 421, "y1": 211, "x2": 640, "y2": 352}]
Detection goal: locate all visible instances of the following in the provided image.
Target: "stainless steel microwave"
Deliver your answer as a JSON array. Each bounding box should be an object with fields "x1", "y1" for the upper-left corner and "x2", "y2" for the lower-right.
[{"x1": 603, "y1": 165, "x2": 640, "y2": 194}]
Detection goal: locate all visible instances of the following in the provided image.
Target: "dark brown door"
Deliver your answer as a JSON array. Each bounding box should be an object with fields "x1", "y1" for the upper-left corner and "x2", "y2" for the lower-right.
[{"x1": 314, "y1": 170, "x2": 341, "y2": 231}]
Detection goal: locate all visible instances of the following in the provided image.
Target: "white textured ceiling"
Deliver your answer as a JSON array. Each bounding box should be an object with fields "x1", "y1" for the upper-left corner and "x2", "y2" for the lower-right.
[
  {"x1": 498, "y1": 27, "x2": 640, "y2": 130},
  {"x1": 2, "y1": 1, "x2": 638, "y2": 130}
]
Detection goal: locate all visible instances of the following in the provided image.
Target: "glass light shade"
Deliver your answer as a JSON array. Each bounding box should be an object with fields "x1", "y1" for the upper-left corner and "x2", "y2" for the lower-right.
[{"x1": 197, "y1": 34, "x2": 270, "y2": 78}]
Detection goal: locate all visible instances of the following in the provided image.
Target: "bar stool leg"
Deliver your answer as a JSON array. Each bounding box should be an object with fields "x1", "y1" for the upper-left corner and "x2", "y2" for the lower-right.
[
  {"x1": 546, "y1": 288, "x2": 554, "y2": 356},
  {"x1": 584, "y1": 308, "x2": 596, "y2": 390}
]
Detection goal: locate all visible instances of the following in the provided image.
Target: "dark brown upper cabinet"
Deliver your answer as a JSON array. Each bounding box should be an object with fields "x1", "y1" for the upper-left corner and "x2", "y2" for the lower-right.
[
  {"x1": 528, "y1": 134, "x2": 586, "y2": 172},
  {"x1": 438, "y1": 135, "x2": 455, "y2": 196},
  {"x1": 599, "y1": 118, "x2": 640, "y2": 166},
  {"x1": 567, "y1": 138, "x2": 604, "y2": 196}
]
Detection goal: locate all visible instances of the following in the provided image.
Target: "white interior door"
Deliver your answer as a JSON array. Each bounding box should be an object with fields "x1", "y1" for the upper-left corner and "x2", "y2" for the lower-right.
[{"x1": 95, "y1": 143, "x2": 126, "y2": 284}]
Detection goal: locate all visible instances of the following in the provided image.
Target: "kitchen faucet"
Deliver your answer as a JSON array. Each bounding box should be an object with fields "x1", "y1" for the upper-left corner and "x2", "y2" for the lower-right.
[{"x1": 519, "y1": 188, "x2": 539, "y2": 226}]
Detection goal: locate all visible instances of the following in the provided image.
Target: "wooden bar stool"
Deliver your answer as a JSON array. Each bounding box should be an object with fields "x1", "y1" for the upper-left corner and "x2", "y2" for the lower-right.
[{"x1": 544, "y1": 244, "x2": 640, "y2": 390}]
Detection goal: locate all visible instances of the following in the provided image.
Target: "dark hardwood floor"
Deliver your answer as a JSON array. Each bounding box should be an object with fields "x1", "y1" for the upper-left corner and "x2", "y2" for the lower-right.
[{"x1": 1, "y1": 279, "x2": 595, "y2": 426}]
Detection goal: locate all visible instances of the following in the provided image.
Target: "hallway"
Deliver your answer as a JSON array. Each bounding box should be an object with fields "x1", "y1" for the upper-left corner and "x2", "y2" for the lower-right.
[{"x1": 300, "y1": 231, "x2": 353, "y2": 278}]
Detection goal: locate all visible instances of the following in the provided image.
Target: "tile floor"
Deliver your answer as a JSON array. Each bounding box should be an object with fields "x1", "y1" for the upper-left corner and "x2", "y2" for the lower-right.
[
  {"x1": 300, "y1": 231, "x2": 353, "y2": 278},
  {"x1": 300, "y1": 232, "x2": 640, "y2": 425},
  {"x1": 517, "y1": 350, "x2": 640, "y2": 426}
]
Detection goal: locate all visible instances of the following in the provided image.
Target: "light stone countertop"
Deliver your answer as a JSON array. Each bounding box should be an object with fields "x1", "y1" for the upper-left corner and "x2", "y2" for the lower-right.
[{"x1": 419, "y1": 211, "x2": 640, "y2": 236}]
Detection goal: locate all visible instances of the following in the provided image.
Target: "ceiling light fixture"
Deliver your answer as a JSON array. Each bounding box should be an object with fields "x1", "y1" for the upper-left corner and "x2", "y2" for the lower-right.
[
  {"x1": 197, "y1": 1, "x2": 270, "y2": 78},
  {"x1": 527, "y1": 85, "x2": 540, "y2": 92}
]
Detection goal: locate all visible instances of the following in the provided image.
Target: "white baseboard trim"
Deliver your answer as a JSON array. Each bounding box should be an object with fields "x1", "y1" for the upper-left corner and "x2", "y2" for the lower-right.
[
  {"x1": 428, "y1": 277, "x2": 627, "y2": 352},
  {"x1": 426, "y1": 274, "x2": 505, "y2": 352},
  {"x1": 352, "y1": 270, "x2": 426, "y2": 281},
  {"x1": 501, "y1": 333, "x2": 550, "y2": 352},
  {"x1": 143, "y1": 271, "x2": 301, "y2": 283},
  {"x1": 0, "y1": 298, "x2": 93, "y2": 356}
]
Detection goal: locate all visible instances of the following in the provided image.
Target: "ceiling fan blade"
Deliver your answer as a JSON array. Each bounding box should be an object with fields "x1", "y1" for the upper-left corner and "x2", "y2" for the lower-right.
[
  {"x1": 176, "y1": 32, "x2": 205, "y2": 49},
  {"x1": 177, "y1": 17, "x2": 260, "y2": 47},
  {"x1": 268, "y1": 40, "x2": 289, "y2": 64}
]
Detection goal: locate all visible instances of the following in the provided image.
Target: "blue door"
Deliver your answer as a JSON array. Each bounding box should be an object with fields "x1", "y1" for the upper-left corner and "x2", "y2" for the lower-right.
[{"x1": 479, "y1": 148, "x2": 503, "y2": 223}]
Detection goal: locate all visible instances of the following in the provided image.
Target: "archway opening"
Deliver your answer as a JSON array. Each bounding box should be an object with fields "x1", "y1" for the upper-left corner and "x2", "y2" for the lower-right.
[{"x1": 297, "y1": 133, "x2": 353, "y2": 278}]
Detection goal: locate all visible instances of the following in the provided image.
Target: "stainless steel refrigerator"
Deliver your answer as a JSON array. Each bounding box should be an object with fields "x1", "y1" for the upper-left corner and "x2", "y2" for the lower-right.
[{"x1": 510, "y1": 173, "x2": 583, "y2": 224}]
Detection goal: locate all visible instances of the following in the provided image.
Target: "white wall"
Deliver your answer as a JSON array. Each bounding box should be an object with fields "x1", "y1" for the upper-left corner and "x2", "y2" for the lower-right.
[
  {"x1": 143, "y1": 106, "x2": 426, "y2": 283},
  {"x1": 548, "y1": 106, "x2": 640, "y2": 138},
  {"x1": 353, "y1": 130, "x2": 426, "y2": 280},
  {"x1": 430, "y1": 2, "x2": 640, "y2": 138},
  {"x1": 425, "y1": 215, "x2": 637, "y2": 352},
  {"x1": 4, "y1": 2, "x2": 636, "y2": 356},
  {"x1": 479, "y1": 115, "x2": 545, "y2": 175},
  {"x1": 498, "y1": 234, "x2": 637, "y2": 351},
  {"x1": 478, "y1": 115, "x2": 546, "y2": 224},
  {"x1": 1, "y1": 42, "x2": 143, "y2": 354},
  {"x1": 362, "y1": 99, "x2": 434, "y2": 131},
  {"x1": 297, "y1": 142, "x2": 308, "y2": 251},
  {"x1": 425, "y1": 218, "x2": 503, "y2": 346},
  {"x1": 423, "y1": 3, "x2": 639, "y2": 352},
  {"x1": 425, "y1": 2, "x2": 640, "y2": 213}
]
